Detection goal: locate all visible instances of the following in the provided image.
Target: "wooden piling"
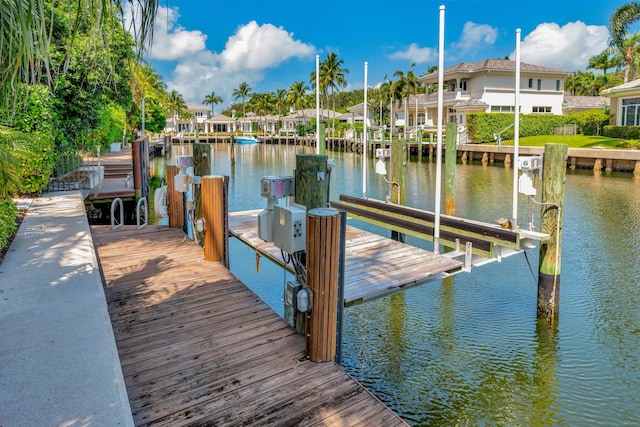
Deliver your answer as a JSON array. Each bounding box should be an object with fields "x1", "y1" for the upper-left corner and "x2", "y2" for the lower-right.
[
  {"x1": 295, "y1": 154, "x2": 328, "y2": 210},
  {"x1": 202, "y1": 175, "x2": 229, "y2": 265},
  {"x1": 166, "y1": 165, "x2": 184, "y2": 228},
  {"x1": 445, "y1": 122, "x2": 457, "y2": 216},
  {"x1": 230, "y1": 135, "x2": 236, "y2": 166},
  {"x1": 318, "y1": 121, "x2": 326, "y2": 155},
  {"x1": 193, "y1": 144, "x2": 212, "y2": 245},
  {"x1": 391, "y1": 139, "x2": 407, "y2": 242},
  {"x1": 306, "y1": 208, "x2": 342, "y2": 362},
  {"x1": 537, "y1": 143, "x2": 567, "y2": 322}
]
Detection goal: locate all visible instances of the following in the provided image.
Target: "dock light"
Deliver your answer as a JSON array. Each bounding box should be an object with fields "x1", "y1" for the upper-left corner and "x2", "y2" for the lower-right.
[{"x1": 297, "y1": 288, "x2": 312, "y2": 313}]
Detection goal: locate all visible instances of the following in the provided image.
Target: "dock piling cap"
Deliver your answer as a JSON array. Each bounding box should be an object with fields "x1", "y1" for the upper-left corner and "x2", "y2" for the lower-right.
[{"x1": 308, "y1": 207, "x2": 339, "y2": 217}]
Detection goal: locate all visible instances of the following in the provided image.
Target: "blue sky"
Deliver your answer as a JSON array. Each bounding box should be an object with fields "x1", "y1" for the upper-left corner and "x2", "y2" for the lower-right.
[{"x1": 143, "y1": 0, "x2": 628, "y2": 108}]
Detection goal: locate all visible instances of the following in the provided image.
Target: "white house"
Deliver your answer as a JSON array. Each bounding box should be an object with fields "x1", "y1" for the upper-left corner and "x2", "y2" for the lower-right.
[
  {"x1": 415, "y1": 59, "x2": 573, "y2": 129},
  {"x1": 601, "y1": 79, "x2": 640, "y2": 126}
]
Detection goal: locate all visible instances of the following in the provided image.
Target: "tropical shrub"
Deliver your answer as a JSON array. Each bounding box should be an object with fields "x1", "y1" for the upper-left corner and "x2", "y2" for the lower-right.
[
  {"x1": 565, "y1": 109, "x2": 610, "y2": 136},
  {"x1": 603, "y1": 125, "x2": 640, "y2": 140},
  {"x1": 467, "y1": 113, "x2": 569, "y2": 143},
  {"x1": 0, "y1": 198, "x2": 18, "y2": 251}
]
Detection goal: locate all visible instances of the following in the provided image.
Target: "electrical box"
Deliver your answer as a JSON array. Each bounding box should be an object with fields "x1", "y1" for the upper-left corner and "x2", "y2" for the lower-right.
[
  {"x1": 376, "y1": 148, "x2": 391, "y2": 158},
  {"x1": 517, "y1": 156, "x2": 542, "y2": 171},
  {"x1": 283, "y1": 281, "x2": 302, "y2": 327},
  {"x1": 273, "y1": 204, "x2": 306, "y2": 253},
  {"x1": 176, "y1": 155, "x2": 193, "y2": 168},
  {"x1": 260, "y1": 176, "x2": 294, "y2": 199},
  {"x1": 257, "y1": 209, "x2": 274, "y2": 241}
]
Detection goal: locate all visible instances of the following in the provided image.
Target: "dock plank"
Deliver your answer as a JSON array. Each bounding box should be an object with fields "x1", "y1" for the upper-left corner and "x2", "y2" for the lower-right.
[
  {"x1": 92, "y1": 225, "x2": 407, "y2": 426},
  {"x1": 229, "y1": 210, "x2": 463, "y2": 305}
]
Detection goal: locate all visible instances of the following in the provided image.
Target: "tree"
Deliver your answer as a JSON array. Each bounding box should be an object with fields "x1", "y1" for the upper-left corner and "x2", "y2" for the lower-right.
[
  {"x1": 319, "y1": 53, "x2": 349, "y2": 130},
  {"x1": 166, "y1": 90, "x2": 187, "y2": 133},
  {"x1": 233, "y1": 82, "x2": 252, "y2": 118},
  {"x1": 288, "y1": 81, "x2": 310, "y2": 119},
  {"x1": 202, "y1": 91, "x2": 223, "y2": 116},
  {"x1": 0, "y1": 0, "x2": 160, "y2": 113},
  {"x1": 393, "y1": 64, "x2": 422, "y2": 138},
  {"x1": 609, "y1": 2, "x2": 640, "y2": 48}
]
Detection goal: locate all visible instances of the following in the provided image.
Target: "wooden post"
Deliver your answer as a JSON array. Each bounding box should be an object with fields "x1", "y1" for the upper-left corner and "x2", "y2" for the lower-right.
[
  {"x1": 232, "y1": 136, "x2": 237, "y2": 162},
  {"x1": 537, "y1": 143, "x2": 567, "y2": 322},
  {"x1": 202, "y1": 175, "x2": 229, "y2": 265},
  {"x1": 193, "y1": 144, "x2": 211, "y2": 246},
  {"x1": 132, "y1": 137, "x2": 149, "y2": 200},
  {"x1": 318, "y1": 120, "x2": 326, "y2": 155},
  {"x1": 295, "y1": 154, "x2": 328, "y2": 210},
  {"x1": 391, "y1": 138, "x2": 407, "y2": 242},
  {"x1": 417, "y1": 129, "x2": 423, "y2": 161},
  {"x1": 444, "y1": 122, "x2": 457, "y2": 216},
  {"x1": 306, "y1": 208, "x2": 341, "y2": 362},
  {"x1": 165, "y1": 165, "x2": 184, "y2": 228}
]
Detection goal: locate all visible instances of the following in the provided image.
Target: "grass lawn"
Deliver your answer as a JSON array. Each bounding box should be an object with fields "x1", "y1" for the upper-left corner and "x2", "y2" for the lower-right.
[{"x1": 497, "y1": 134, "x2": 639, "y2": 149}]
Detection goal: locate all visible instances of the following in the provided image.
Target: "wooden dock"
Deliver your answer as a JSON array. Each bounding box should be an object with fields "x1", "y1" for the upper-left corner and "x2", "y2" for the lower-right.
[
  {"x1": 91, "y1": 225, "x2": 408, "y2": 426},
  {"x1": 228, "y1": 210, "x2": 463, "y2": 306}
]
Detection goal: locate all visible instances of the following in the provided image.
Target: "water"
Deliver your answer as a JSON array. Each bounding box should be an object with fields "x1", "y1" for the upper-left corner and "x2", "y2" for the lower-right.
[{"x1": 154, "y1": 143, "x2": 640, "y2": 426}]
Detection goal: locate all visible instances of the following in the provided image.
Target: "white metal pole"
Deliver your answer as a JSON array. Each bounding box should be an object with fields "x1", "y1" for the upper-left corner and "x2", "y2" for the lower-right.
[
  {"x1": 363, "y1": 61, "x2": 368, "y2": 198},
  {"x1": 434, "y1": 5, "x2": 445, "y2": 254},
  {"x1": 316, "y1": 54, "x2": 320, "y2": 154},
  {"x1": 512, "y1": 29, "x2": 521, "y2": 229}
]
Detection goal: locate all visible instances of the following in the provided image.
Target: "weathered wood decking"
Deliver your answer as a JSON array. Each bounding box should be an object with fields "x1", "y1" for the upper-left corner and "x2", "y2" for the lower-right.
[
  {"x1": 92, "y1": 225, "x2": 407, "y2": 426},
  {"x1": 229, "y1": 210, "x2": 463, "y2": 306}
]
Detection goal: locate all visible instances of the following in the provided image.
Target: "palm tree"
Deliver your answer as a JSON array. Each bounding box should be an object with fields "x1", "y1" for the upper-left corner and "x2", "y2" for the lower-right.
[
  {"x1": 166, "y1": 90, "x2": 187, "y2": 133},
  {"x1": 232, "y1": 82, "x2": 252, "y2": 118},
  {"x1": 0, "y1": 0, "x2": 159, "y2": 111},
  {"x1": 393, "y1": 65, "x2": 422, "y2": 139},
  {"x1": 609, "y1": 2, "x2": 640, "y2": 48},
  {"x1": 319, "y1": 53, "x2": 349, "y2": 130},
  {"x1": 202, "y1": 91, "x2": 223, "y2": 116},
  {"x1": 249, "y1": 92, "x2": 274, "y2": 135},
  {"x1": 288, "y1": 81, "x2": 310, "y2": 119}
]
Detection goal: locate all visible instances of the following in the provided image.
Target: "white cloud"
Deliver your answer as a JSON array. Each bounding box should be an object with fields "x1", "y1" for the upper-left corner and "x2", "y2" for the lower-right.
[
  {"x1": 149, "y1": 8, "x2": 315, "y2": 104},
  {"x1": 452, "y1": 22, "x2": 498, "y2": 53},
  {"x1": 389, "y1": 43, "x2": 437, "y2": 64},
  {"x1": 514, "y1": 21, "x2": 609, "y2": 71},
  {"x1": 221, "y1": 21, "x2": 315, "y2": 71}
]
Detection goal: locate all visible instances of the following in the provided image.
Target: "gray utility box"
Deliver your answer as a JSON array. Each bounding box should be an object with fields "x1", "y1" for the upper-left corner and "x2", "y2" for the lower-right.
[
  {"x1": 284, "y1": 280, "x2": 302, "y2": 328},
  {"x1": 273, "y1": 204, "x2": 306, "y2": 254}
]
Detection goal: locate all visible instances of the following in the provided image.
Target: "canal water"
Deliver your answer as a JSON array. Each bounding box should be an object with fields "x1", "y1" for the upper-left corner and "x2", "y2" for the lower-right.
[{"x1": 153, "y1": 143, "x2": 640, "y2": 426}]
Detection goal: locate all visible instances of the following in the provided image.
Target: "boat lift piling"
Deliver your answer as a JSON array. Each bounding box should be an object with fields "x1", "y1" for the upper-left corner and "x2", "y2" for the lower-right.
[{"x1": 537, "y1": 143, "x2": 567, "y2": 322}]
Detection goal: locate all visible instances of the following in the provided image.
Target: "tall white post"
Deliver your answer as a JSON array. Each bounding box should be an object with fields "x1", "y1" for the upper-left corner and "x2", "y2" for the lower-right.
[
  {"x1": 363, "y1": 61, "x2": 368, "y2": 198},
  {"x1": 316, "y1": 54, "x2": 320, "y2": 154},
  {"x1": 512, "y1": 29, "x2": 521, "y2": 229},
  {"x1": 434, "y1": 5, "x2": 445, "y2": 254}
]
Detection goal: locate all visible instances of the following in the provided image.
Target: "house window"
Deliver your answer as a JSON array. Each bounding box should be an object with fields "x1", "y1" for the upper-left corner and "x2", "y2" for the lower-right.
[
  {"x1": 556, "y1": 80, "x2": 561, "y2": 91},
  {"x1": 490, "y1": 105, "x2": 515, "y2": 113},
  {"x1": 528, "y1": 78, "x2": 533, "y2": 88},
  {"x1": 409, "y1": 114, "x2": 414, "y2": 127},
  {"x1": 537, "y1": 79, "x2": 542, "y2": 90},
  {"x1": 417, "y1": 113, "x2": 425, "y2": 125},
  {"x1": 532, "y1": 106, "x2": 552, "y2": 113},
  {"x1": 461, "y1": 80, "x2": 468, "y2": 91},
  {"x1": 449, "y1": 82, "x2": 456, "y2": 92},
  {"x1": 195, "y1": 111, "x2": 204, "y2": 117},
  {"x1": 622, "y1": 98, "x2": 640, "y2": 126}
]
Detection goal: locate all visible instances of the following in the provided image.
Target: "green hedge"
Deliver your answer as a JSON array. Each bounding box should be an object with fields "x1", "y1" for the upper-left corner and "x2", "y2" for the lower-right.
[
  {"x1": 0, "y1": 198, "x2": 18, "y2": 251},
  {"x1": 467, "y1": 110, "x2": 610, "y2": 143},
  {"x1": 603, "y1": 125, "x2": 640, "y2": 139}
]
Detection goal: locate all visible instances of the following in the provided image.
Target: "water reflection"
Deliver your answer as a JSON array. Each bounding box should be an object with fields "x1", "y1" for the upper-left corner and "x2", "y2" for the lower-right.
[{"x1": 150, "y1": 143, "x2": 640, "y2": 426}]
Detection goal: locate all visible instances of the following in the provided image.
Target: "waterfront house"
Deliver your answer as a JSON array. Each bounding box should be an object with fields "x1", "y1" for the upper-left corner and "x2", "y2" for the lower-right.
[
  {"x1": 601, "y1": 79, "x2": 640, "y2": 126},
  {"x1": 281, "y1": 108, "x2": 339, "y2": 134},
  {"x1": 415, "y1": 59, "x2": 572, "y2": 131}
]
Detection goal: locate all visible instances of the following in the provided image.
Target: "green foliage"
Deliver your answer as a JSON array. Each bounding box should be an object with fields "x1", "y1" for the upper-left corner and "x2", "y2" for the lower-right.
[
  {"x1": 0, "y1": 198, "x2": 18, "y2": 252},
  {"x1": 565, "y1": 109, "x2": 610, "y2": 136},
  {"x1": 12, "y1": 133, "x2": 56, "y2": 195},
  {"x1": 603, "y1": 125, "x2": 640, "y2": 140},
  {"x1": 467, "y1": 113, "x2": 569, "y2": 143},
  {"x1": 8, "y1": 85, "x2": 55, "y2": 136}
]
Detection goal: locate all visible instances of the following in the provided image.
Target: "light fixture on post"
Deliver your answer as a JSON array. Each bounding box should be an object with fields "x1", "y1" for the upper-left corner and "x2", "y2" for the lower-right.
[{"x1": 375, "y1": 148, "x2": 400, "y2": 203}]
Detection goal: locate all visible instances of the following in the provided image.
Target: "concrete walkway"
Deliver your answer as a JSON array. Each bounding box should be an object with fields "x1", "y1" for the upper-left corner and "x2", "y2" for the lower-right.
[{"x1": 0, "y1": 192, "x2": 133, "y2": 426}]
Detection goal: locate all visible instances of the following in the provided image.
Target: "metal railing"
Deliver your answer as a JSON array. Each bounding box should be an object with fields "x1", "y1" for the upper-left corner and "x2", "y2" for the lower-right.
[{"x1": 46, "y1": 146, "x2": 102, "y2": 192}]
